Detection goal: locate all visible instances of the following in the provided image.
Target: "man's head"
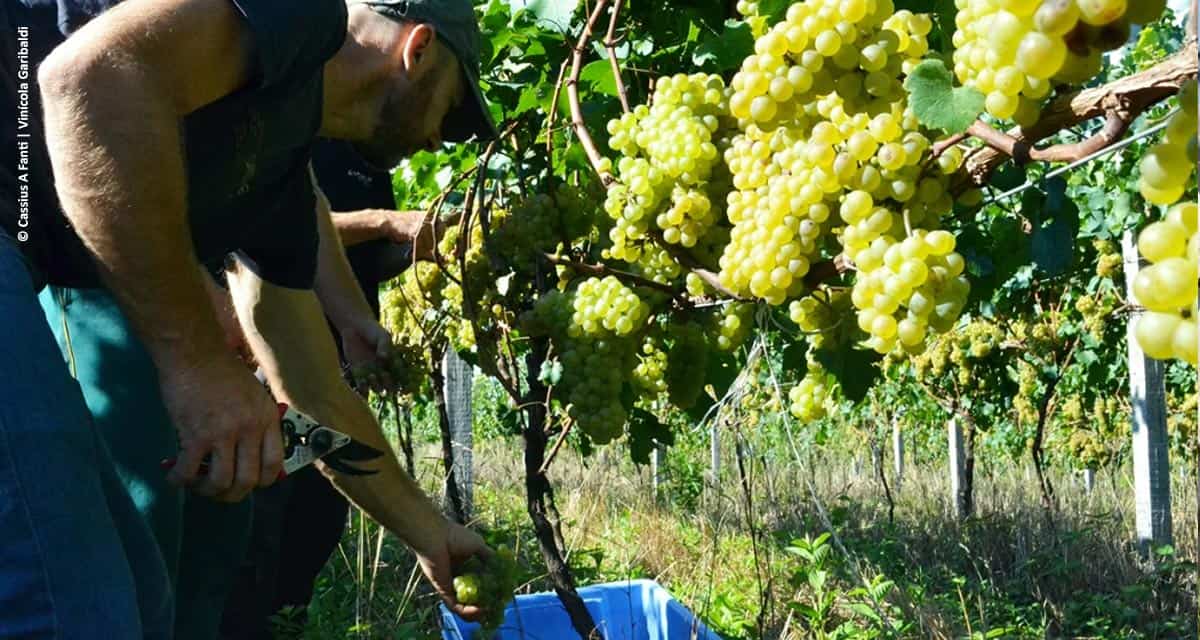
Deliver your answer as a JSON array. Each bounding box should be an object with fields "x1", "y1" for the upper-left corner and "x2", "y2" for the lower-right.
[{"x1": 338, "y1": 0, "x2": 496, "y2": 168}]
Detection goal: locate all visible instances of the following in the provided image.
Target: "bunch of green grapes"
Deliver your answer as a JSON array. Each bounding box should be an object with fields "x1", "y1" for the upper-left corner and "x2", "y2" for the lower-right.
[
  {"x1": 1133, "y1": 201, "x2": 1198, "y2": 365},
  {"x1": 529, "y1": 277, "x2": 657, "y2": 443},
  {"x1": 1060, "y1": 396, "x2": 1128, "y2": 469},
  {"x1": 632, "y1": 334, "x2": 668, "y2": 398},
  {"x1": 1138, "y1": 80, "x2": 1197, "y2": 206},
  {"x1": 604, "y1": 73, "x2": 732, "y2": 260},
  {"x1": 850, "y1": 228, "x2": 970, "y2": 354},
  {"x1": 665, "y1": 322, "x2": 709, "y2": 409},
  {"x1": 1013, "y1": 359, "x2": 1040, "y2": 424},
  {"x1": 1093, "y1": 237, "x2": 1123, "y2": 279},
  {"x1": 789, "y1": 287, "x2": 862, "y2": 349},
  {"x1": 568, "y1": 276, "x2": 652, "y2": 337},
  {"x1": 727, "y1": 0, "x2": 930, "y2": 125},
  {"x1": 1166, "y1": 392, "x2": 1198, "y2": 458},
  {"x1": 911, "y1": 319, "x2": 1004, "y2": 387},
  {"x1": 713, "y1": 302, "x2": 755, "y2": 351},
  {"x1": 493, "y1": 186, "x2": 600, "y2": 274},
  {"x1": 719, "y1": 90, "x2": 968, "y2": 345},
  {"x1": 789, "y1": 361, "x2": 835, "y2": 422},
  {"x1": 453, "y1": 546, "x2": 520, "y2": 639},
  {"x1": 952, "y1": 0, "x2": 1167, "y2": 122}
]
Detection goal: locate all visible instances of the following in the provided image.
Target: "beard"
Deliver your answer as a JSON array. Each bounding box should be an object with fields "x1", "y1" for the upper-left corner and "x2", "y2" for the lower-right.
[{"x1": 349, "y1": 74, "x2": 438, "y2": 171}]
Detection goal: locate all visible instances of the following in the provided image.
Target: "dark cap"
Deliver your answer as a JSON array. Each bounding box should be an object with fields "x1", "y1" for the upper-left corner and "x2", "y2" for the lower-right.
[{"x1": 356, "y1": 0, "x2": 498, "y2": 143}]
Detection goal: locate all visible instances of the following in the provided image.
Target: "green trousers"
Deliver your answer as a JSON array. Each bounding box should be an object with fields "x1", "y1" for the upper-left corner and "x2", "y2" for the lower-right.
[{"x1": 40, "y1": 285, "x2": 252, "y2": 640}]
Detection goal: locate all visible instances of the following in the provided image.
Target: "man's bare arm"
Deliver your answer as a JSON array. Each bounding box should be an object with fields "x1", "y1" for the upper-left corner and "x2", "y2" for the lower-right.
[
  {"x1": 225, "y1": 261, "x2": 489, "y2": 621},
  {"x1": 312, "y1": 173, "x2": 379, "y2": 330},
  {"x1": 38, "y1": 0, "x2": 281, "y2": 498}
]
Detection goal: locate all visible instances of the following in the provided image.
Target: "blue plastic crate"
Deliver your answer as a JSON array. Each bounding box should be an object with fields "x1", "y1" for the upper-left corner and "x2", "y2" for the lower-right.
[{"x1": 439, "y1": 579, "x2": 723, "y2": 640}]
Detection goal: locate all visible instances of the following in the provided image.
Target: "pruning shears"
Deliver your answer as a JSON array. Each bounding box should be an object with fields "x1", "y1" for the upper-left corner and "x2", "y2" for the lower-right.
[{"x1": 161, "y1": 403, "x2": 383, "y2": 478}]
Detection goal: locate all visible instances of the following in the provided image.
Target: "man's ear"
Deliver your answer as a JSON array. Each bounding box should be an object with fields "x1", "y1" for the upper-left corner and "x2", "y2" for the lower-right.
[{"x1": 400, "y1": 22, "x2": 437, "y2": 78}]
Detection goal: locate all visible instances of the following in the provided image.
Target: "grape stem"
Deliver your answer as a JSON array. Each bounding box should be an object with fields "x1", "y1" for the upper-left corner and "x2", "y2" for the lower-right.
[
  {"x1": 930, "y1": 132, "x2": 969, "y2": 159},
  {"x1": 540, "y1": 251, "x2": 671, "y2": 290},
  {"x1": 537, "y1": 416, "x2": 574, "y2": 476},
  {"x1": 643, "y1": 230, "x2": 750, "y2": 300},
  {"x1": 545, "y1": 59, "x2": 571, "y2": 158},
  {"x1": 962, "y1": 110, "x2": 1131, "y2": 165},
  {"x1": 959, "y1": 40, "x2": 1198, "y2": 186},
  {"x1": 567, "y1": 0, "x2": 617, "y2": 186},
  {"x1": 604, "y1": 0, "x2": 631, "y2": 114}
]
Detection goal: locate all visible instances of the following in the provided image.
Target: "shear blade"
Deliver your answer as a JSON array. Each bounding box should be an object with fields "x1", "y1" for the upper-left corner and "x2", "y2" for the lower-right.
[
  {"x1": 331, "y1": 440, "x2": 385, "y2": 462},
  {"x1": 322, "y1": 456, "x2": 379, "y2": 476}
]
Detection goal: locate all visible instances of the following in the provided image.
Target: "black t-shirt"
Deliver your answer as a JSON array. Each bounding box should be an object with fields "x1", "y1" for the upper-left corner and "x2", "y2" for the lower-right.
[
  {"x1": 311, "y1": 138, "x2": 403, "y2": 317},
  {"x1": 1, "y1": 0, "x2": 347, "y2": 289}
]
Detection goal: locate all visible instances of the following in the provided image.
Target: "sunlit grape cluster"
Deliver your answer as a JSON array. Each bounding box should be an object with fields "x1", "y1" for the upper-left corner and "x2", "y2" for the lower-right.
[
  {"x1": 1133, "y1": 201, "x2": 1198, "y2": 365},
  {"x1": 911, "y1": 319, "x2": 1004, "y2": 387},
  {"x1": 728, "y1": 0, "x2": 931, "y2": 125},
  {"x1": 719, "y1": 80, "x2": 968, "y2": 346},
  {"x1": 789, "y1": 362, "x2": 835, "y2": 421},
  {"x1": 1138, "y1": 80, "x2": 1197, "y2": 206},
  {"x1": 1059, "y1": 396, "x2": 1126, "y2": 470},
  {"x1": 632, "y1": 335, "x2": 668, "y2": 397},
  {"x1": 604, "y1": 73, "x2": 732, "y2": 261},
  {"x1": 569, "y1": 276, "x2": 652, "y2": 337},
  {"x1": 452, "y1": 546, "x2": 520, "y2": 640},
  {"x1": 851, "y1": 229, "x2": 970, "y2": 353},
  {"x1": 529, "y1": 289, "x2": 636, "y2": 444},
  {"x1": 714, "y1": 302, "x2": 755, "y2": 350},
  {"x1": 952, "y1": 0, "x2": 1166, "y2": 123}
]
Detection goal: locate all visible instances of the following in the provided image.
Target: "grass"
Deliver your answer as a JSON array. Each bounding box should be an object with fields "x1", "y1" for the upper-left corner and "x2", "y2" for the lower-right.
[{"x1": 294, "y1": 424, "x2": 1197, "y2": 639}]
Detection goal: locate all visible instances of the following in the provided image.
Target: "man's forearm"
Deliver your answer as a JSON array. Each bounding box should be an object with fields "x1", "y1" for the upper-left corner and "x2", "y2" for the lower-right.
[
  {"x1": 333, "y1": 209, "x2": 394, "y2": 246},
  {"x1": 228, "y1": 268, "x2": 446, "y2": 548},
  {"x1": 312, "y1": 177, "x2": 377, "y2": 329},
  {"x1": 40, "y1": 41, "x2": 226, "y2": 368},
  {"x1": 306, "y1": 384, "x2": 446, "y2": 546}
]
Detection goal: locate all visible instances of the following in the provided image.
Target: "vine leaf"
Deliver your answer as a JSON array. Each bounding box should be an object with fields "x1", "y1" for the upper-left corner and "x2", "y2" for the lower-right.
[
  {"x1": 579, "y1": 59, "x2": 618, "y2": 96},
  {"x1": 692, "y1": 20, "x2": 754, "y2": 71},
  {"x1": 781, "y1": 342, "x2": 809, "y2": 377},
  {"x1": 507, "y1": 0, "x2": 580, "y2": 33},
  {"x1": 812, "y1": 345, "x2": 881, "y2": 403},
  {"x1": 904, "y1": 59, "x2": 985, "y2": 134},
  {"x1": 538, "y1": 359, "x2": 564, "y2": 386},
  {"x1": 1024, "y1": 176, "x2": 1079, "y2": 276},
  {"x1": 628, "y1": 408, "x2": 674, "y2": 466}
]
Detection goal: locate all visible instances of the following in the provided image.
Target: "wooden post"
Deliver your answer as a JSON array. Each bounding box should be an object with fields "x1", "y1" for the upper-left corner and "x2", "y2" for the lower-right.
[
  {"x1": 1122, "y1": 232, "x2": 1173, "y2": 548},
  {"x1": 948, "y1": 417, "x2": 968, "y2": 521},
  {"x1": 892, "y1": 418, "x2": 904, "y2": 492}
]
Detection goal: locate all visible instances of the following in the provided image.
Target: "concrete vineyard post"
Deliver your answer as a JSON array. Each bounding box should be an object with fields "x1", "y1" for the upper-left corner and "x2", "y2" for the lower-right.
[
  {"x1": 1122, "y1": 231, "x2": 1173, "y2": 549},
  {"x1": 948, "y1": 418, "x2": 968, "y2": 521}
]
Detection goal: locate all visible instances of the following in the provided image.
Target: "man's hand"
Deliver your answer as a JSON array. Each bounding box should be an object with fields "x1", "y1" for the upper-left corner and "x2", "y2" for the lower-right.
[
  {"x1": 341, "y1": 316, "x2": 395, "y2": 392},
  {"x1": 412, "y1": 520, "x2": 493, "y2": 622},
  {"x1": 160, "y1": 355, "x2": 283, "y2": 501},
  {"x1": 333, "y1": 209, "x2": 461, "y2": 261},
  {"x1": 381, "y1": 210, "x2": 460, "y2": 261},
  {"x1": 203, "y1": 269, "x2": 255, "y2": 366}
]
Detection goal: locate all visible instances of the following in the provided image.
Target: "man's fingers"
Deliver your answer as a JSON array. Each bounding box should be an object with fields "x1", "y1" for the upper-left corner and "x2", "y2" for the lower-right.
[
  {"x1": 259, "y1": 424, "x2": 284, "y2": 486},
  {"x1": 193, "y1": 443, "x2": 235, "y2": 497},
  {"x1": 226, "y1": 434, "x2": 263, "y2": 501},
  {"x1": 449, "y1": 602, "x2": 487, "y2": 623},
  {"x1": 167, "y1": 444, "x2": 208, "y2": 488}
]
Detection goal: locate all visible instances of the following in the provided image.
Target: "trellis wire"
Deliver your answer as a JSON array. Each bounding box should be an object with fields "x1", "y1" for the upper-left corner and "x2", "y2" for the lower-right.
[{"x1": 981, "y1": 110, "x2": 1178, "y2": 206}]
